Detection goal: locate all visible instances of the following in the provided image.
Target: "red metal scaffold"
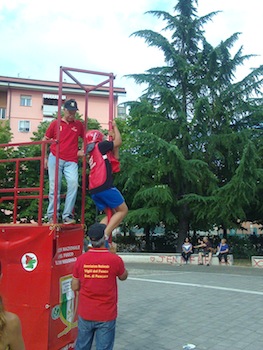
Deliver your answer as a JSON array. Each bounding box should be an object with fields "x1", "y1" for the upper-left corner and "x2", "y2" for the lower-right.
[{"x1": 0, "y1": 67, "x2": 116, "y2": 350}]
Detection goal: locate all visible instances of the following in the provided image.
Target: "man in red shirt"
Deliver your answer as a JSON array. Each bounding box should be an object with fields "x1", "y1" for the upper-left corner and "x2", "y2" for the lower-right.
[
  {"x1": 71, "y1": 223, "x2": 128, "y2": 350},
  {"x1": 43, "y1": 99, "x2": 84, "y2": 224}
]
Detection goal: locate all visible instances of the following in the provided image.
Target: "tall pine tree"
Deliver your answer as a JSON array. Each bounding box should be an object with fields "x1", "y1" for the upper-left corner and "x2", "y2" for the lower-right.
[{"x1": 120, "y1": 0, "x2": 263, "y2": 249}]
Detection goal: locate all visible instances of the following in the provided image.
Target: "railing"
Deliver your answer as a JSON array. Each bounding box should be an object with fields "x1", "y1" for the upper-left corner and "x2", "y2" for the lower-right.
[{"x1": 0, "y1": 140, "x2": 52, "y2": 225}]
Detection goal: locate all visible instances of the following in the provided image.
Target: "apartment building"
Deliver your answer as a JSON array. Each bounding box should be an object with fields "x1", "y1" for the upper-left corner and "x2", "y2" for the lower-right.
[{"x1": 0, "y1": 75, "x2": 126, "y2": 144}]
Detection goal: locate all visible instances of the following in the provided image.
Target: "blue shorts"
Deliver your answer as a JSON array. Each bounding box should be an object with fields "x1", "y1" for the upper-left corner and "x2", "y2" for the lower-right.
[{"x1": 91, "y1": 187, "x2": 125, "y2": 211}]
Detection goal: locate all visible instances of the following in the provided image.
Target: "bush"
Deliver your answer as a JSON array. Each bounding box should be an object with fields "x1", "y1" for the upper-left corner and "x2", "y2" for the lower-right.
[
  {"x1": 114, "y1": 232, "x2": 263, "y2": 257},
  {"x1": 227, "y1": 235, "x2": 262, "y2": 259}
]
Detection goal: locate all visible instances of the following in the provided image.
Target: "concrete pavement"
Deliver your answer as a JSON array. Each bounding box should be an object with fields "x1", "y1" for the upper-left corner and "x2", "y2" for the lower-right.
[{"x1": 112, "y1": 263, "x2": 263, "y2": 350}]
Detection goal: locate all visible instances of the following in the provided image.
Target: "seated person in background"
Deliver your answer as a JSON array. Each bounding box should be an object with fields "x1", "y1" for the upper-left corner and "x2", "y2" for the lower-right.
[
  {"x1": 194, "y1": 236, "x2": 213, "y2": 266},
  {"x1": 193, "y1": 238, "x2": 204, "y2": 264},
  {"x1": 181, "y1": 237, "x2": 193, "y2": 264},
  {"x1": 0, "y1": 262, "x2": 25, "y2": 350},
  {"x1": 217, "y1": 238, "x2": 229, "y2": 265}
]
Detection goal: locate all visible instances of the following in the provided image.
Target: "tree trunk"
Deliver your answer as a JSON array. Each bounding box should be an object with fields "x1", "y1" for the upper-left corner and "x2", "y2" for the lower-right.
[
  {"x1": 144, "y1": 225, "x2": 151, "y2": 251},
  {"x1": 222, "y1": 226, "x2": 227, "y2": 239},
  {"x1": 177, "y1": 204, "x2": 190, "y2": 252}
]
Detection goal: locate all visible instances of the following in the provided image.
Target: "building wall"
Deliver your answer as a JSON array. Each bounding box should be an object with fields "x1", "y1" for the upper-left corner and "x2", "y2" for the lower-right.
[
  {"x1": 7, "y1": 90, "x2": 116, "y2": 143},
  {"x1": 7, "y1": 89, "x2": 43, "y2": 143},
  {"x1": 84, "y1": 95, "x2": 115, "y2": 130}
]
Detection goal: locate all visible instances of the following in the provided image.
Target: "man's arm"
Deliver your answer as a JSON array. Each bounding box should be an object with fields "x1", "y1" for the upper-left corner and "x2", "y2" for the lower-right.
[
  {"x1": 71, "y1": 276, "x2": 80, "y2": 291},
  {"x1": 77, "y1": 148, "x2": 85, "y2": 157},
  {"x1": 42, "y1": 135, "x2": 50, "y2": 168},
  {"x1": 112, "y1": 121, "x2": 122, "y2": 149},
  {"x1": 118, "y1": 269, "x2": 128, "y2": 281},
  {"x1": 194, "y1": 243, "x2": 204, "y2": 248}
]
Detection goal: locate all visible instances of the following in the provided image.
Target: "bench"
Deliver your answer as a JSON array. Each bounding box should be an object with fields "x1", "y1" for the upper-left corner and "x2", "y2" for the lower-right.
[
  {"x1": 119, "y1": 253, "x2": 233, "y2": 266},
  {"x1": 251, "y1": 256, "x2": 263, "y2": 268}
]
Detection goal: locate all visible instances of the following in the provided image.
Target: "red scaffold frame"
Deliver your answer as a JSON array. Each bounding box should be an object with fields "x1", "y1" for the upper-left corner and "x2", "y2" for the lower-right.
[{"x1": 0, "y1": 66, "x2": 116, "y2": 225}]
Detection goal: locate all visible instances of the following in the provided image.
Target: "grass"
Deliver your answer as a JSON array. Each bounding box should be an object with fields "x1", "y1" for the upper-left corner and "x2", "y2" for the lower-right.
[{"x1": 233, "y1": 258, "x2": 251, "y2": 267}]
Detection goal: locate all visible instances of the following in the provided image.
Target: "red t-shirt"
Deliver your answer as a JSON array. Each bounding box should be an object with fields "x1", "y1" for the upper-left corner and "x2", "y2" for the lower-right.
[
  {"x1": 72, "y1": 248, "x2": 126, "y2": 321},
  {"x1": 45, "y1": 119, "x2": 84, "y2": 163}
]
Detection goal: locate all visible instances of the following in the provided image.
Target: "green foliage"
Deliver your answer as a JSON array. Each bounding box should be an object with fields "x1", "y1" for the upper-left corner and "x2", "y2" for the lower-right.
[
  {"x1": 116, "y1": 0, "x2": 263, "y2": 250},
  {"x1": 0, "y1": 121, "x2": 12, "y2": 144},
  {"x1": 227, "y1": 235, "x2": 260, "y2": 259},
  {"x1": 0, "y1": 122, "x2": 15, "y2": 222}
]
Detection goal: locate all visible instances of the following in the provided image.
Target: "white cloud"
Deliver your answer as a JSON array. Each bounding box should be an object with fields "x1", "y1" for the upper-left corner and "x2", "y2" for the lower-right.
[{"x1": 0, "y1": 0, "x2": 262, "y2": 103}]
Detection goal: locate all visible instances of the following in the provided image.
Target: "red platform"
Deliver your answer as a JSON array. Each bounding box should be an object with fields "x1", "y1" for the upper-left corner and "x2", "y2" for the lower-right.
[{"x1": 0, "y1": 224, "x2": 84, "y2": 350}]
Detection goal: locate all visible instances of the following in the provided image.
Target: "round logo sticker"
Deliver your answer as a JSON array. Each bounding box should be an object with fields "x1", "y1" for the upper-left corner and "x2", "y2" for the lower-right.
[
  {"x1": 21, "y1": 253, "x2": 38, "y2": 271},
  {"x1": 51, "y1": 305, "x2": 61, "y2": 320}
]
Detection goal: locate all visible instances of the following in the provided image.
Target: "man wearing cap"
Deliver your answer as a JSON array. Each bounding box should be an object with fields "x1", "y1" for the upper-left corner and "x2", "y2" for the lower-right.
[
  {"x1": 43, "y1": 99, "x2": 84, "y2": 224},
  {"x1": 71, "y1": 223, "x2": 128, "y2": 350}
]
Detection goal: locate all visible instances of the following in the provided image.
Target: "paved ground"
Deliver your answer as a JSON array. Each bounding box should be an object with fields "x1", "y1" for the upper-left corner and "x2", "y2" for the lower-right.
[{"x1": 104, "y1": 263, "x2": 263, "y2": 350}]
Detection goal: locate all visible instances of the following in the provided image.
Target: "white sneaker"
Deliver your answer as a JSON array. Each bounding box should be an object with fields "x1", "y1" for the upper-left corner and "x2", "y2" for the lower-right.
[{"x1": 63, "y1": 217, "x2": 76, "y2": 225}]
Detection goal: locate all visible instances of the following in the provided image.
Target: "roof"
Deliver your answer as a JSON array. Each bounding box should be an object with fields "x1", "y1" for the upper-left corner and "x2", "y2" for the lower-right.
[{"x1": 0, "y1": 75, "x2": 126, "y2": 96}]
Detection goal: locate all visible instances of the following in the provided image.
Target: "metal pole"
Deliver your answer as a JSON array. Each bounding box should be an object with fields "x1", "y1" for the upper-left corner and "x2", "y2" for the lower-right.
[
  {"x1": 53, "y1": 67, "x2": 64, "y2": 223},
  {"x1": 108, "y1": 73, "x2": 115, "y2": 132}
]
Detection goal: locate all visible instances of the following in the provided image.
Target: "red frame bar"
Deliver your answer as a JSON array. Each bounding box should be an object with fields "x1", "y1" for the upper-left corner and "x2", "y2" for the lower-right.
[
  {"x1": 0, "y1": 140, "x2": 51, "y2": 224},
  {"x1": 58, "y1": 67, "x2": 115, "y2": 224}
]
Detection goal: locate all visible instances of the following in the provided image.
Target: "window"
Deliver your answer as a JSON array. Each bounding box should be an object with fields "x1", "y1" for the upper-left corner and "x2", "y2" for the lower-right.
[
  {"x1": 117, "y1": 105, "x2": 127, "y2": 118},
  {"x1": 0, "y1": 108, "x2": 6, "y2": 119},
  {"x1": 43, "y1": 97, "x2": 58, "y2": 106},
  {"x1": 42, "y1": 94, "x2": 66, "y2": 117},
  {"x1": 20, "y1": 95, "x2": 32, "y2": 107},
  {"x1": 19, "y1": 120, "x2": 30, "y2": 132}
]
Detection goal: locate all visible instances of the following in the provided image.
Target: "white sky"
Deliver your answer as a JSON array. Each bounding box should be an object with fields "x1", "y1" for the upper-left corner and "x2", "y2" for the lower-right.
[{"x1": 0, "y1": 0, "x2": 262, "y2": 104}]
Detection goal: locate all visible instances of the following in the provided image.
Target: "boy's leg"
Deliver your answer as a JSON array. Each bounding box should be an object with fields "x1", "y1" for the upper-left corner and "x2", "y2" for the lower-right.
[
  {"x1": 91, "y1": 188, "x2": 128, "y2": 243},
  {"x1": 207, "y1": 252, "x2": 212, "y2": 265},
  {"x1": 104, "y1": 202, "x2": 128, "y2": 237},
  {"x1": 198, "y1": 252, "x2": 203, "y2": 264}
]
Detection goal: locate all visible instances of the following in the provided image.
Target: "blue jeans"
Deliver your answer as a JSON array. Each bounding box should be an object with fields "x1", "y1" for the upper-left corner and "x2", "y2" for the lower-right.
[
  {"x1": 75, "y1": 316, "x2": 116, "y2": 350},
  {"x1": 47, "y1": 153, "x2": 79, "y2": 220}
]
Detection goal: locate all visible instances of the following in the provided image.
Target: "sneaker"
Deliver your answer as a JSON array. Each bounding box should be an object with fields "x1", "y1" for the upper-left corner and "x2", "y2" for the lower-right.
[
  {"x1": 104, "y1": 235, "x2": 109, "y2": 249},
  {"x1": 48, "y1": 217, "x2": 60, "y2": 224},
  {"x1": 48, "y1": 218, "x2": 54, "y2": 224},
  {"x1": 63, "y1": 216, "x2": 76, "y2": 225}
]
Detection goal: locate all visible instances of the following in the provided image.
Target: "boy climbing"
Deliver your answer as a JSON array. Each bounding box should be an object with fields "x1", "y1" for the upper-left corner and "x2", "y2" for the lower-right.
[{"x1": 86, "y1": 120, "x2": 128, "y2": 245}]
